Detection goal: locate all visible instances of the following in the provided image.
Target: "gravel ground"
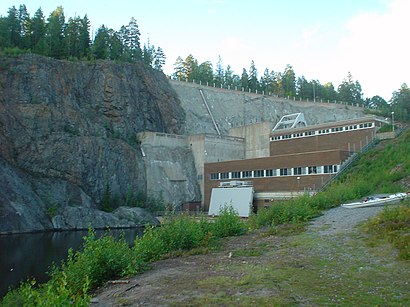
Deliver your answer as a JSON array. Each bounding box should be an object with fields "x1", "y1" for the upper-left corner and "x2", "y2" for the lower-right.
[
  {"x1": 307, "y1": 205, "x2": 386, "y2": 235},
  {"x1": 92, "y1": 204, "x2": 399, "y2": 306}
]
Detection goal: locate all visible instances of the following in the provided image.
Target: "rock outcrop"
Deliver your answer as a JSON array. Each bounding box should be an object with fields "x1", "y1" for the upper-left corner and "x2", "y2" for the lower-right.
[
  {"x1": 0, "y1": 54, "x2": 369, "y2": 234},
  {"x1": 0, "y1": 54, "x2": 184, "y2": 233}
]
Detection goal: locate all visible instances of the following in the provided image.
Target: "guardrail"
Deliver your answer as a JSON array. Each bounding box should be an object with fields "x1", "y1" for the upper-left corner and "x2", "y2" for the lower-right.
[
  {"x1": 319, "y1": 125, "x2": 408, "y2": 192},
  {"x1": 319, "y1": 137, "x2": 379, "y2": 192},
  {"x1": 169, "y1": 78, "x2": 366, "y2": 109}
]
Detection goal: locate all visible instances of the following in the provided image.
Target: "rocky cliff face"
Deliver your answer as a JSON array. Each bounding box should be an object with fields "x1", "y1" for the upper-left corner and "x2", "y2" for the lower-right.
[{"x1": 0, "y1": 54, "x2": 185, "y2": 233}]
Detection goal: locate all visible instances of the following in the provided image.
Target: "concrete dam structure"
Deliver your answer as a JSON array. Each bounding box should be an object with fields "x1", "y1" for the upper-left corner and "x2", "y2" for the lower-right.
[{"x1": 141, "y1": 80, "x2": 368, "y2": 208}]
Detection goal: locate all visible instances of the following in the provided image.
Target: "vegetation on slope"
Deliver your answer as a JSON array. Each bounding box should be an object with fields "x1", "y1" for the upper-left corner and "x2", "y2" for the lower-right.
[
  {"x1": 249, "y1": 129, "x2": 410, "y2": 229},
  {"x1": 0, "y1": 207, "x2": 245, "y2": 306},
  {"x1": 2, "y1": 131, "x2": 409, "y2": 306}
]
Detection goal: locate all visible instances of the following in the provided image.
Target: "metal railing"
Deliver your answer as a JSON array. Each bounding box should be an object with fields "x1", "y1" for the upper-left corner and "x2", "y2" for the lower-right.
[
  {"x1": 319, "y1": 125, "x2": 408, "y2": 192},
  {"x1": 169, "y1": 78, "x2": 367, "y2": 109},
  {"x1": 319, "y1": 137, "x2": 379, "y2": 192}
]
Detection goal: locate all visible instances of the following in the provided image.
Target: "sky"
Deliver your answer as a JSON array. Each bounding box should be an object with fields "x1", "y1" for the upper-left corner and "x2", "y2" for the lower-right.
[{"x1": 1, "y1": 0, "x2": 409, "y2": 101}]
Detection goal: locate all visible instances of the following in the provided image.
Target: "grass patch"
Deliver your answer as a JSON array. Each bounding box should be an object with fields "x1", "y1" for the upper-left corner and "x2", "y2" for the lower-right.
[
  {"x1": 1, "y1": 206, "x2": 244, "y2": 306},
  {"x1": 363, "y1": 202, "x2": 410, "y2": 260}
]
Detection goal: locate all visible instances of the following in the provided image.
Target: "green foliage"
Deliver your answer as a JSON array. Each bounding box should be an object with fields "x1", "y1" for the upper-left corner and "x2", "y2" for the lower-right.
[
  {"x1": 1, "y1": 46, "x2": 28, "y2": 57},
  {"x1": 364, "y1": 203, "x2": 410, "y2": 260},
  {"x1": 1, "y1": 205, "x2": 246, "y2": 304},
  {"x1": 0, "y1": 5, "x2": 165, "y2": 69},
  {"x1": 248, "y1": 196, "x2": 319, "y2": 229},
  {"x1": 376, "y1": 124, "x2": 394, "y2": 133},
  {"x1": 56, "y1": 229, "x2": 143, "y2": 294},
  {"x1": 100, "y1": 183, "x2": 165, "y2": 213},
  {"x1": 250, "y1": 130, "x2": 410, "y2": 229},
  {"x1": 100, "y1": 183, "x2": 113, "y2": 212},
  {"x1": 1, "y1": 273, "x2": 90, "y2": 307},
  {"x1": 212, "y1": 205, "x2": 246, "y2": 237}
]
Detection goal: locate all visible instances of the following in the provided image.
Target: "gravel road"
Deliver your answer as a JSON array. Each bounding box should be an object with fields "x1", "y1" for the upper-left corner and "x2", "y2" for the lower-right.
[{"x1": 307, "y1": 205, "x2": 386, "y2": 235}]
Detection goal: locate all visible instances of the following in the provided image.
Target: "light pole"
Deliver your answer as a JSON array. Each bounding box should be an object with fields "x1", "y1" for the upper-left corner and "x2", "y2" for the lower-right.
[
  {"x1": 313, "y1": 82, "x2": 316, "y2": 102},
  {"x1": 391, "y1": 111, "x2": 395, "y2": 132}
]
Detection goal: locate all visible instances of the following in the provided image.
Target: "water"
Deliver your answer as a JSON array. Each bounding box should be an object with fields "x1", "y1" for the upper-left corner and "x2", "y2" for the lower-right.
[{"x1": 0, "y1": 228, "x2": 144, "y2": 297}]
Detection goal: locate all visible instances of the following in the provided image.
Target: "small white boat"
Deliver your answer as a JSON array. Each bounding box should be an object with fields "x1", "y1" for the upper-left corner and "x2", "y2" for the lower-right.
[{"x1": 341, "y1": 193, "x2": 408, "y2": 209}]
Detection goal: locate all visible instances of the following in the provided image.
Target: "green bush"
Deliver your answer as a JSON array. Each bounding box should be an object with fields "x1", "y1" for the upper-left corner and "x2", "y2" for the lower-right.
[
  {"x1": 58, "y1": 229, "x2": 144, "y2": 295},
  {"x1": 1, "y1": 273, "x2": 90, "y2": 307},
  {"x1": 2, "y1": 47, "x2": 28, "y2": 57},
  {"x1": 364, "y1": 203, "x2": 410, "y2": 260},
  {"x1": 248, "y1": 196, "x2": 319, "y2": 228},
  {"x1": 211, "y1": 205, "x2": 246, "y2": 237}
]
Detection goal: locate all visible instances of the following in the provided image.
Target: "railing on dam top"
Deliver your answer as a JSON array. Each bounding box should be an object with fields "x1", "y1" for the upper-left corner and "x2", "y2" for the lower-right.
[{"x1": 169, "y1": 78, "x2": 367, "y2": 109}]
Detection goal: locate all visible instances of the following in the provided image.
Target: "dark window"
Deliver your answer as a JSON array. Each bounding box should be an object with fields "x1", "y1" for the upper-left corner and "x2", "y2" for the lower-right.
[
  {"x1": 220, "y1": 172, "x2": 229, "y2": 179},
  {"x1": 210, "y1": 173, "x2": 219, "y2": 180},
  {"x1": 265, "y1": 169, "x2": 274, "y2": 177},
  {"x1": 242, "y1": 170, "x2": 252, "y2": 178},
  {"x1": 293, "y1": 167, "x2": 302, "y2": 175},
  {"x1": 324, "y1": 165, "x2": 336, "y2": 174},
  {"x1": 280, "y1": 168, "x2": 291, "y2": 176},
  {"x1": 254, "y1": 169, "x2": 264, "y2": 177},
  {"x1": 308, "y1": 166, "x2": 317, "y2": 174},
  {"x1": 231, "y1": 171, "x2": 241, "y2": 179}
]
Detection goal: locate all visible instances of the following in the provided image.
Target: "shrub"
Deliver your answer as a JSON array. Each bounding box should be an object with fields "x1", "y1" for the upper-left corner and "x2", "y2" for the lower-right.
[
  {"x1": 364, "y1": 203, "x2": 410, "y2": 260},
  {"x1": 248, "y1": 197, "x2": 319, "y2": 229},
  {"x1": 56, "y1": 229, "x2": 143, "y2": 295},
  {"x1": 211, "y1": 205, "x2": 246, "y2": 237},
  {"x1": 1, "y1": 273, "x2": 90, "y2": 307}
]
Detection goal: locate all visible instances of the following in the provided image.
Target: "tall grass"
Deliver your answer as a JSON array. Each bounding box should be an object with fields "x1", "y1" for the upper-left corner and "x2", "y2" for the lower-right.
[
  {"x1": 1, "y1": 206, "x2": 244, "y2": 306},
  {"x1": 364, "y1": 201, "x2": 410, "y2": 260}
]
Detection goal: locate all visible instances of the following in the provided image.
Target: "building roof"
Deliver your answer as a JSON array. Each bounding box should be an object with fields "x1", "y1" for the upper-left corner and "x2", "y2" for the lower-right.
[
  {"x1": 272, "y1": 113, "x2": 307, "y2": 131},
  {"x1": 270, "y1": 115, "x2": 383, "y2": 136}
]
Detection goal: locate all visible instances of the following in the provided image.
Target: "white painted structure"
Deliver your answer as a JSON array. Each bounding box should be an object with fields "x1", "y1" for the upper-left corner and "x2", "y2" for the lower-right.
[{"x1": 208, "y1": 186, "x2": 254, "y2": 217}]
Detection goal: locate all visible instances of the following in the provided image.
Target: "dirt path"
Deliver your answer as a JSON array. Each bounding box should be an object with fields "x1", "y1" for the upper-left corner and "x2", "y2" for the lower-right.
[{"x1": 92, "y1": 206, "x2": 409, "y2": 306}]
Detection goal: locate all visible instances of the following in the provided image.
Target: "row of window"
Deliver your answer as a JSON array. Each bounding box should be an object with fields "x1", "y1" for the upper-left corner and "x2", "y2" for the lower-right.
[
  {"x1": 270, "y1": 122, "x2": 374, "y2": 141},
  {"x1": 210, "y1": 164, "x2": 339, "y2": 180}
]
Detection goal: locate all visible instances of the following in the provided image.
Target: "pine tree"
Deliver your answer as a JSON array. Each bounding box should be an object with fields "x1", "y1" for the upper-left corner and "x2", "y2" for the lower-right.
[
  {"x1": 92, "y1": 25, "x2": 109, "y2": 59},
  {"x1": 78, "y1": 15, "x2": 91, "y2": 59},
  {"x1": 240, "y1": 68, "x2": 249, "y2": 89},
  {"x1": 46, "y1": 6, "x2": 66, "y2": 59},
  {"x1": 18, "y1": 4, "x2": 30, "y2": 49},
  {"x1": 6, "y1": 6, "x2": 20, "y2": 47},
  {"x1": 214, "y1": 55, "x2": 224, "y2": 86},
  {"x1": 337, "y1": 72, "x2": 363, "y2": 105},
  {"x1": 281, "y1": 64, "x2": 296, "y2": 97},
  {"x1": 107, "y1": 28, "x2": 123, "y2": 60},
  {"x1": 119, "y1": 17, "x2": 141, "y2": 62},
  {"x1": 224, "y1": 65, "x2": 234, "y2": 86},
  {"x1": 173, "y1": 56, "x2": 185, "y2": 79},
  {"x1": 248, "y1": 60, "x2": 259, "y2": 92},
  {"x1": 183, "y1": 54, "x2": 198, "y2": 81},
  {"x1": 30, "y1": 8, "x2": 46, "y2": 53},
  {"x1": 153, "y1": 46, "x2": 166, "y2": 71}
]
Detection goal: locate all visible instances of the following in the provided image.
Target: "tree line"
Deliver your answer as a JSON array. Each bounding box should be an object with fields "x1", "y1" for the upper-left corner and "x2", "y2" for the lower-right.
[
  {"x1": 0, "y1": 5, "x2": 408, "y2": 121},
  {"x1": 0, "y1": 4, "x2": 166, "y2": 70},
  {"x1": 172, "y1": 54, "x2": 409, "y2": 121}
]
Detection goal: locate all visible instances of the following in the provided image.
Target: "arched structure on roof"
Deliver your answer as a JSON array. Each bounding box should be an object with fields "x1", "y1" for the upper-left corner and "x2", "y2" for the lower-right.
[{"x1": 272, "y1": 113, "x2": 307, "y2": 132}]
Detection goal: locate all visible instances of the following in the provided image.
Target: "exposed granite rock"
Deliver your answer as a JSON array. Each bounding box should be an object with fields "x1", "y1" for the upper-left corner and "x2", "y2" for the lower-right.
[
  {"x1": 0, "y1": 156, "x2": 52, "y2": 233},
  {"x1": 0, "y1": 54, "x2": 186, "y2": 233},
  {"x1": 112, "y1": 207, "x2": 160, "y2": 226}
]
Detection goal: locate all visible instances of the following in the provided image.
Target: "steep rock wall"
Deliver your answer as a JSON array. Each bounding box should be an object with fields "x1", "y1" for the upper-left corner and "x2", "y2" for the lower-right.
[
  {"x1": 170, "y1": 81, "x2": 367, "y2": 135},
  {"x1": 0, "y1": 54, "x2": 185, "y2": 233}
]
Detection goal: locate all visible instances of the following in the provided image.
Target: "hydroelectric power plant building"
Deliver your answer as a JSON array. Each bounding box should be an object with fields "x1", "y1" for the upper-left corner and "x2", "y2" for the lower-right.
[{"x1": 203, "y1": 113, "x2": 385, "y2": 212}]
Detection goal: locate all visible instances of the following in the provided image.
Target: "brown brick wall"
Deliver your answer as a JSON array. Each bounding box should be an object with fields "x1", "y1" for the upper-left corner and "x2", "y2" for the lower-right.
[
  {"x1": 204, "y1": 150, "x2": 348, "y2": 211},
  {"x1": 270, "y1": 128, "x2": 374, "y2": 156}
]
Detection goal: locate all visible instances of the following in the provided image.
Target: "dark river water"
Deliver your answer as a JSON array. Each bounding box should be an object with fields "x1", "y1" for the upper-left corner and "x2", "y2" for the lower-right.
[{"x1": 0, "y1": 228, "x2": 144, "y2": 297}]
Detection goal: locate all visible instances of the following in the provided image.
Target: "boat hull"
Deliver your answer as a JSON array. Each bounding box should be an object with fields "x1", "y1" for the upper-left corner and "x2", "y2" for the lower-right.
[{"x1": 341, "y1": 193, "x2": 408, "y2": 209}]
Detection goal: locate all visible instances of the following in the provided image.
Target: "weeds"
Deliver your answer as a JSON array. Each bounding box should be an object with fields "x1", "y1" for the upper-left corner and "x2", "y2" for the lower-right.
[
  {"x1": 363, "y1": 202, "x2": 410, "y2": 260},
  {"x1": 1, "y1": 206, "x2": 244, "y2": 305}
]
